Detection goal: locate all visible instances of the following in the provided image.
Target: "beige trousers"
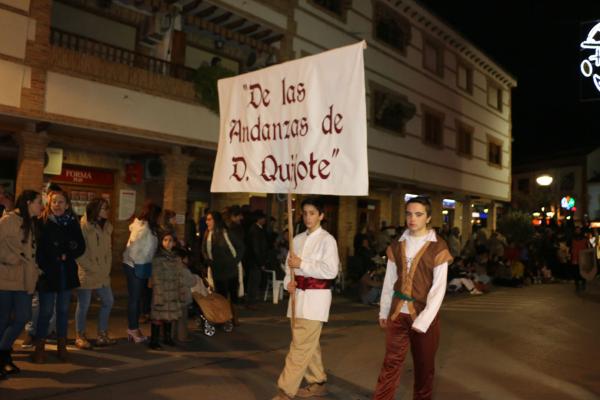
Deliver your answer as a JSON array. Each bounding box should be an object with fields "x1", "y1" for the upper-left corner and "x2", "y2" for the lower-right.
[{"x1": 277, "y1": 318, "x2": 327, "y2": 397}]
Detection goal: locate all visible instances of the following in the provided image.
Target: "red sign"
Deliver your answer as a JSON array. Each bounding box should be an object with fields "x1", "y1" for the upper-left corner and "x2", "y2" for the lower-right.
[{"x1": 52, "y1": 165, "x2": 114, "y2": 186}]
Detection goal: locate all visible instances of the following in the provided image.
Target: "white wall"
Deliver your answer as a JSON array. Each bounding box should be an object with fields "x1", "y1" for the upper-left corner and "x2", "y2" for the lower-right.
[
  {"x1": 0, "y1": 59, "x2": 30, "y2": 107},
  {"x1": 45, "y1": 72, "x2": 219, "y2": 144},
  {"x1": 0, "y1": 8, "x2": 32, "y2": 59},
  {"x1": 51, "y1": 2, "x2": 136, "y2": 50}
]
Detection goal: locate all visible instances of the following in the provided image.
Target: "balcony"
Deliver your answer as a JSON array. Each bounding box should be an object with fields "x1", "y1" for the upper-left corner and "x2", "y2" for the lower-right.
[{"x1": 49, "y1": 28, "x2": 197, "y2": 102}]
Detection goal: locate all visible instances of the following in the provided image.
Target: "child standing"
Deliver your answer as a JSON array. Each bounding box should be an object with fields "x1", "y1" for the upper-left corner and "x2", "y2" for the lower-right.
[
  {"x1": 149, "y1": 231, "x2": 186, "y2": 350},
  {"x1": 272, "y1": 197, "x2": 339, "y2": 400}
]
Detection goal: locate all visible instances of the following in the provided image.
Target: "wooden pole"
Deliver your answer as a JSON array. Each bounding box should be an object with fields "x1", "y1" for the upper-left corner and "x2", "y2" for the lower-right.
[{"x1": 287, "y1": 192, "x2": 296, "y2": 328}]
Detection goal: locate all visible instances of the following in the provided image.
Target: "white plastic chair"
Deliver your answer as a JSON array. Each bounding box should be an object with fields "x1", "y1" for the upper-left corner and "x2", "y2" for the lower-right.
[{"x1": 263, "y1": 269, "x2": 284, "y2": 304}]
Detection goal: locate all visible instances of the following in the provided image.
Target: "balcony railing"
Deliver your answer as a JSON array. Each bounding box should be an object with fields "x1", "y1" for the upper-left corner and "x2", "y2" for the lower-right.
[{"x1": 50, "y1": 28, "x2": 196, "y2": 82}]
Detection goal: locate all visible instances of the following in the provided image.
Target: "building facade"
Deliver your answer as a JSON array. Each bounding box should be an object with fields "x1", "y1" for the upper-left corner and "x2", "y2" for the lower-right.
[{"x1": 0, "y1": 0, "x2": 515, "y2": 267}]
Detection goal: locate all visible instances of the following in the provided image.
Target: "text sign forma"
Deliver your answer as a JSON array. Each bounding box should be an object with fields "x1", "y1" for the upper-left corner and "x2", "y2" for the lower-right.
[
  {"x1": 51, "y1": 165, "x2": 114, "y2": 186},
  {"x1": 210, "y1": 41, "x2": 368, "y2": 196}
]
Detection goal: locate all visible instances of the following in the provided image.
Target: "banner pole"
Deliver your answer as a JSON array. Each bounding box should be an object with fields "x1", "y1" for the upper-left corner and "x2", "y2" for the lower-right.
[{"x1": 287, "y1": 192, "x2": 296, "y2": 330}]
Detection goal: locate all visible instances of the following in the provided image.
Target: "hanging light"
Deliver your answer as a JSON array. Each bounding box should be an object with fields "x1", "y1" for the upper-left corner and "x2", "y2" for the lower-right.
[{"x1": 536, "y1": 175, "x2": 553, "y2": 186}]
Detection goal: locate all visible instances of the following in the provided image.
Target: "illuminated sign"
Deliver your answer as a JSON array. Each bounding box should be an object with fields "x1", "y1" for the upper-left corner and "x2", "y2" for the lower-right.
[
  {"x1": 561, "y1": 196, "x2": 576, "y2": 210},
  {"x1": 580, "y1": 21, "x2": 600, "y2": 100},
  {"x1": 443, "y1": 198, "x2": 456, "y2": 209}
]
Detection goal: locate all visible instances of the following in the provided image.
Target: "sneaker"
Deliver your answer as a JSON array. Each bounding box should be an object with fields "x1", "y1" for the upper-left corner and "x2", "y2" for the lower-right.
[
  {"x1": 470, "y1": 288, "x2": 483, "y2": 295},
  {"x1": 96, "y1": 331, "x2": 117, "y2": 347},
  {"x1": 296, "y1": 382, "x2": 328, "y2": 398},
  {"x1": 75, "y1": 333, "x2": 93, "y2": 350},
  {"x1": 21, "y1": 334, "x2": 34, "y2": 349}
]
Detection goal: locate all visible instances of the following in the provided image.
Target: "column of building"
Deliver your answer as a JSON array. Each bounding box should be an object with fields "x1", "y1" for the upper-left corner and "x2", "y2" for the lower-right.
[{"x1": 161, "y1": 147, "x2": 193, "y2": 240}]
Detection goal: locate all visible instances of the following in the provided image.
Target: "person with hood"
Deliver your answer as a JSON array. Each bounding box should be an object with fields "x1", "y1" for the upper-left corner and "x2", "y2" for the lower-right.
[
  {"x1": 0, "y1": 190, "x2": 42, "y2": 377},
  {"x1": 33, "y1": 190, "x2": 86, "y2": 363},
  {"x1": 75, "y1": 198, "x2": 116, "y2": 349},
  {"x1": 122, "y1": 201, "x2": 161, "y2": 343}
]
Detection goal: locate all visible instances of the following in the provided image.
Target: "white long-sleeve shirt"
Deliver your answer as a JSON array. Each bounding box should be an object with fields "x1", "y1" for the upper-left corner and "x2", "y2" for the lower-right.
[
  {"x1": 379, "y1": 229, "x2": 448, "y2": 333},
  {"x1": 283, "y1": 227, "x2": 339, "y2": 322}
]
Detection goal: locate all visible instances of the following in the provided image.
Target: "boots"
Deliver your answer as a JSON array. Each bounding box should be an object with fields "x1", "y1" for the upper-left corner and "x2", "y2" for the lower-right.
[
  {"x1": 162, "y1": 322, "x2": 175, "y2": 346},
  {"x1": 148, "y1": 323, "x2": 162, "y2": 350},
  {"x1": 56, "y1": 337, "x2": 69, "y2": 362},
  {"x1": 0, "y1": 350, "x2": 9, "y2": 379},
  {"x1": 31, "y1": 339, "x2": 46, "y2": 364}
]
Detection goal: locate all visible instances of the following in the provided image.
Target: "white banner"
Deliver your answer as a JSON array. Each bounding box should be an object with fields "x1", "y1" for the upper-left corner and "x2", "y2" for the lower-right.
[{"x1": 210, "y1": 41, "x2": 368, "y2": 196}]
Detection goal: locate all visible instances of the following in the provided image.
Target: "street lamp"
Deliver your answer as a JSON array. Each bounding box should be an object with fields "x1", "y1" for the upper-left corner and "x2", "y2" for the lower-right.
[{"x1": 536, "y1": 175, "x2": 553, "y2": 186}]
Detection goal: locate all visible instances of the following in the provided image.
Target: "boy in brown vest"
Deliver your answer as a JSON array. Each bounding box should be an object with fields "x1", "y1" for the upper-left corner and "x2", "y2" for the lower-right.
[{"x1": 373, "y1": 196, "x2": 453, "y2": 400}]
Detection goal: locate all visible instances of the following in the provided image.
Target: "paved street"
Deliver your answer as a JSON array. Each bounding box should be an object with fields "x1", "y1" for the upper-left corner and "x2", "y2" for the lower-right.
[{"x1": 1, "y1": 281, "x2": 599, "y2": 400}]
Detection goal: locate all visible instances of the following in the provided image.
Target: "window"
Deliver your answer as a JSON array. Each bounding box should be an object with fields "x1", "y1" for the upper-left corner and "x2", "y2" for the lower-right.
[
  {"x1": 517, "y1": 178, "x2": 529, "y2": 193},
  {"x1": 455, "y1": 121, "x2": 473, "y2": 157},
  {"x1": 422, "y1": 106, "x2": 444, "y2": 148},
  {"x1": 457, "y1": 62, "x2": 473, "y2": 93},
  {"x1": 372, "y1": 83, "x2": 416, "y2": 135},
  {"x1": 310, "y1": 0, "x2": 347, "y2": 18},
  {"x1": 488, "y1": 140, "x2": 502, "y2": 167},
  {"x1": 487, "y1": 82, "x2": 503, "y2": 111},
  {"x1": 423, "y1": 38, "x2": 443, "y2": 77},
  {"x1": 373, "y1": 1, "x2": 411, "y2": 54},
  {"x1": 560, "y1": 172, "x2": 575, "y2": 191}
]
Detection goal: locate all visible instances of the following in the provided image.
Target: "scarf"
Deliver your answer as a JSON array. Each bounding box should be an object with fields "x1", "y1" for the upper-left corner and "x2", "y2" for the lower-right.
[{"x1": 206, "y1": 230, "x2": 236, "y2": 260}]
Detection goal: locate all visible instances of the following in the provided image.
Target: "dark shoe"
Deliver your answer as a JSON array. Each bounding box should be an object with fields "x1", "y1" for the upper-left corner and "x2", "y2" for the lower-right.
[
  {"x1": 2, "y1": 351, "x2": 20, "y2": 375},
  {"x1": 148, "y1": 324, "x2": 162, "y2": 350},
  {"x1": 162, "y1": 322, "x2": 175, "y2": 346},
  {"x1": 296, "y1": 382, "x2": 328, "y2": 398},
  {"x1": 31, "y1": 339, "x2": 46, "y2": 364},
  {"x1": 56, "y1": 337, "x2": 69, "y2": 362}
]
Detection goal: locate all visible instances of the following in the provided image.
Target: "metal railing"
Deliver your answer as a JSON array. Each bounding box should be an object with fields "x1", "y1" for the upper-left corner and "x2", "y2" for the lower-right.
[{"x1": 50, "y1": 28, "x2": 196, "y2": 81}]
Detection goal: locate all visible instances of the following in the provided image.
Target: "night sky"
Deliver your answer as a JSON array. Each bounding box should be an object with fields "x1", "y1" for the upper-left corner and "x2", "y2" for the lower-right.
[{"x1": 419, "y1": 0, "x2": 600, "y2": 163}]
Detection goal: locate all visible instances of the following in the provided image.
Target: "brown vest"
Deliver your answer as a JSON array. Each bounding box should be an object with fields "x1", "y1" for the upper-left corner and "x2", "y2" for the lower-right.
[{"x1": 386, "y1": 233, "x2": 453, "y2": 320}]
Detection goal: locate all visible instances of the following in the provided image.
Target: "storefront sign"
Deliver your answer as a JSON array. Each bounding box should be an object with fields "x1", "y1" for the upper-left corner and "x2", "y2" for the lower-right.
[
  {"x1": 52, "y1": 165, "x2": 114, "y2": 186},
  {"x1": 211, "y1": 41, "x2": 368, "y2": 196},
  {"x1": 118, "y1": 189, "x2": 136, "y2": 221},
  {"x1": 561, "y1": 196, "x2": 576, "y2": 210},
  {"x1": 580, "y1": 22, "x2": 600, "y2": 100}
]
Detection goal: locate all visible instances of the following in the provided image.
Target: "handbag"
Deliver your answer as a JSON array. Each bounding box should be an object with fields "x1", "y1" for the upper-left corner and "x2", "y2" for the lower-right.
[{"x1": 134, "y1": 262, "x2": 152, "y2": 279}]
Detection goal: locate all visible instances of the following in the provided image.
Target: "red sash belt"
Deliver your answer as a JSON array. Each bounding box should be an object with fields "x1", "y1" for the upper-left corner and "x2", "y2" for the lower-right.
[{"x1": 294, "y1": 275, "x2": 333, "y2": 290}]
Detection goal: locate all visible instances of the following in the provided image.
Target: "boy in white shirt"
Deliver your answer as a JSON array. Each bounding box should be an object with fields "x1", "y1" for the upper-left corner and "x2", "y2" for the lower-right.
[
  {"x1": 373, "y1": 196, "x2": 452, "y2": 400},
  {"x1": 272, "y1": 197, "x2": 339, "y2": 400}
]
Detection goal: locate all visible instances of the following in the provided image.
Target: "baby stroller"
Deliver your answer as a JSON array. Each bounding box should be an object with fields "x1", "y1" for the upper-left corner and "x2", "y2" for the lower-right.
[{"x1": 191, "y1": 277, "x2": 234, "y2": 337}]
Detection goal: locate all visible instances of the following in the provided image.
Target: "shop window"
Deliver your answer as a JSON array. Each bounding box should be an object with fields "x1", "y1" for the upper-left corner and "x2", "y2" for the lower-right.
[
  {"x1": 488, "y1": 140, "x2": 502, "y2": 167},
  {"x1": 517, "y1": 178, "x2": 529, "y2": 193},
  {"x1": 422, "y1": 106, "x2": 444, "y2": 148},
  {"x1": 372, "y1": 83, "x2": 416, "y2": 135},
  {"x1": 423, "y1": 38, "x2": 443, "y2": 77},
  {"x1": 373, "y1": 1, "x2": 411, "y2": 55},
  {"x1": 487, "y1": 82, "x2": 503, "y2": 111},
  {"x1": 457, "y1": 61, "x2": 473, "y2": 94},
  {"x1": 455, "y1": 121, "x2": 473, "y2": 157}
]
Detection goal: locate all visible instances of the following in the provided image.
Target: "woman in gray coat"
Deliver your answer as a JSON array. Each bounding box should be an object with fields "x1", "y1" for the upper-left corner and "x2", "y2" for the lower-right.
[
  {"x1": 0, "y1": 190, "x2": 42, "y2": 377},
  {"x1": 75, "y1": 198, "x2": 116, "y2": 349}
]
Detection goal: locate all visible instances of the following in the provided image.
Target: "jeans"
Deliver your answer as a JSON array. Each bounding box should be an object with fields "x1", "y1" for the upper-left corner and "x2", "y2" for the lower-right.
[
  {"x1": 25, "y1": 292, "x2": 56, "y2": 336},
  {"x1": 37, "y1": 290, "x2": 72, "y2": 339},
  {"x1": 123, "y1": 264, "x2": 147, "y2": 330},
  {"x1": 0, "y1": 290, "x2": 32, "y2": 351},
  {"x1": 76, "y1": 286, "x2": 114, "y2": 333},
  {"x1": 361, "y1": 287, "x2": 382, "y2": 305}
]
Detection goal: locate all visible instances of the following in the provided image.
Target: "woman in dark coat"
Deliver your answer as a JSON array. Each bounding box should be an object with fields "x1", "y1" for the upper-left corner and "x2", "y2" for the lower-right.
[
  {"x1": 33, "y1": 190, "x2": 85, "y2": 363},
  {"x1": 202, "y1": 211, "x2": 243, "y2": 322}
]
